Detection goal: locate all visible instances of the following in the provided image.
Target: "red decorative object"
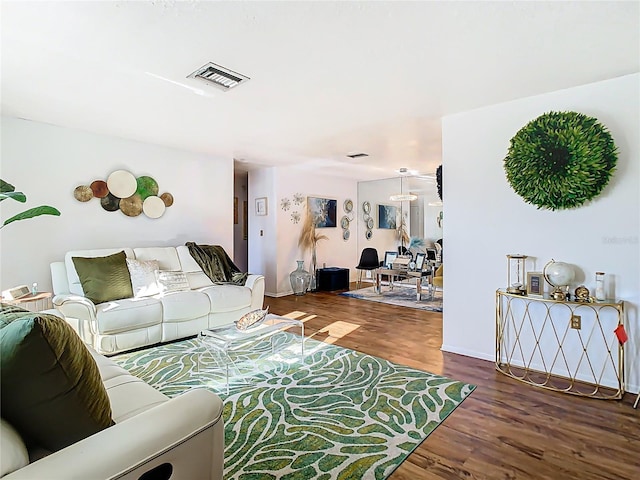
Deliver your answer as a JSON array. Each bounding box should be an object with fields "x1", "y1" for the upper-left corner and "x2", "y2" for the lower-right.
[{"x1": 614, "y1": 325, "x2": 628, "y2": 344}]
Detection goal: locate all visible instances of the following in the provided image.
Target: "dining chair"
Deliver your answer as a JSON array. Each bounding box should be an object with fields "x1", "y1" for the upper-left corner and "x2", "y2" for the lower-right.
[{"x1": 355, "y1": 248, "x2": 379, "y2": 288}]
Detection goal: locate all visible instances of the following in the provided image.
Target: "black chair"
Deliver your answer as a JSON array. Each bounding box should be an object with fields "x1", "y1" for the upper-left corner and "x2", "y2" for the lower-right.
[{"x1": 355, "y1": 248, "x2": 379, "y2": 288}]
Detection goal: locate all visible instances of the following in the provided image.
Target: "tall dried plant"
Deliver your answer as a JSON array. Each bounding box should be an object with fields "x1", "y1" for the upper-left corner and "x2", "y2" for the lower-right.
[
  {"x1": 298, "y1": 211, "x2": 328, "y2": 284},
  {"x1": 298, "y1": 211, "x2": 328, "y2": 258}
]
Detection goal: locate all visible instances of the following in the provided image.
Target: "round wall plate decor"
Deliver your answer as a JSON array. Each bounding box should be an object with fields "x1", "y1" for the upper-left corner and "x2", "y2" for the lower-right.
[
  {"x1": 340, "y1": 215, "x2": 350, "y2": 229},
  {"x1": 100, "y1": 192, "x2": 120, "y2": 212},
  {"x1": 366, "y1": 217, "x2": 374, "y2": 229},
  {"x1": 365, "y1": 229, "x2": 373, "y2": 240},
  {"x1": 343, "y1": 229, "x2": 350, "y2": 241},
  {"x1": 160, "y1": 192, "x2": 174, "y2": 207},
  {"x1": 107, "y1": 170, "x2": 137, "y2": 199},
  {"x1": 142, "y1": 195, "x2": 166, "y2": 219},
  {"x1": 344, "y1": 199, "x2": 353, "y2": 213},
  {"x1": 73, "y1": 185, "x2": 93, "y2": 202},
  {"x1": 120, "y1": 194, "x2": 143, "y2": 217},
  {"x1": 90, "y1": 180, "x2": 109, "y2": 198},
  {"x1": 136, "y1": 176, "x2": 159, "y2": 200},
  {"x1": 363, "y1": 201, "x2": 371, "y2": 214}
]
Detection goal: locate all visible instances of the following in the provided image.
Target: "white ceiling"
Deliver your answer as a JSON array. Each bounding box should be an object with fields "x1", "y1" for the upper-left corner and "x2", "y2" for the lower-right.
[{"x1": 1, "y1": 1, "x2": 638, "y2": 181}]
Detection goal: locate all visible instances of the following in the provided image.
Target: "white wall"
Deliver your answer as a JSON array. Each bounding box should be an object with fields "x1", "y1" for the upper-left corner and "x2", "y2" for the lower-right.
[
  {"x1": 442, "y1": 73, "x2": 640, "y2": 393},
  {"x1": 248, "y1": 166, "x2": 358, "y2": 297},
  {"x1": 0, "y1": 117, "x2": 234, "y2": 293},
  {"x1": 247, "y1": 167, "x2": 277, "y2": 295}
]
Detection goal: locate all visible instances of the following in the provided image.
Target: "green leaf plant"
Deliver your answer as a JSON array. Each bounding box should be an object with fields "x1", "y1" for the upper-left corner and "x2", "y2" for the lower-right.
[{"x1": 0, "y1": 179, "x2": 60, "y2": 229}]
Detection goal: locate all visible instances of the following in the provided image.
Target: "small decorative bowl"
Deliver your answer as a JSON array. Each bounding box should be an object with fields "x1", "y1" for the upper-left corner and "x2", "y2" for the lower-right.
[{"x1": 235, "y1": 307, "x2": 269, "y2": 331}]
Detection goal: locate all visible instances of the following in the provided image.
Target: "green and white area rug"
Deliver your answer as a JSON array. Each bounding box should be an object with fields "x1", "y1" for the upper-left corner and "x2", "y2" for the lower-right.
[
  {"x1": 114, "y1": 335, "x2": 473, "y2": 479},
  {"x1": 340, "y1": 285, "x2": 443, "y2": 312}
]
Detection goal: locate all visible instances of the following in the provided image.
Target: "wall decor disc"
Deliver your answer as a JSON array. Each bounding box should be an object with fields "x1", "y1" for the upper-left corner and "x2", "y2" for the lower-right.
[
  {"x1": 363, "y1": 201, "x2": 371, "y2": 214},
  {"x1": 366, "y1": 217, "x2": 374, "y2": 229},
  {"x1": 340, "y1": 215, "x2": 350, "y2": 229},
  {"x1": 143, "y1": 195, "x2": 166, "y2": 219},
  {"x1": 107, "y1": 170, "x2": 137, "y2": 199},
  {"x1": 119, "y1": 194, "x2": 143, "y2": 217},
  {"x1": 160, "y1": 192, "x2": 174, "y2": 207},
  {"x1": 136, "y1": 176, "x2": 159, "y2": 200},
  {"x1": 73, "y1": 185, "x2": 93, "y2": 202},
  {"x1": 343, "y1": 229, "x2": 350, "y2": 241},
  {"x1": 90, "y1": 180, "x2": 109, "y2": 198},
  {"x1": 100, "y1": 192, "x2": 121, "y2": 212},
  {"x1": 504, "y1": 111, "x2": 618, "y2": 210},
  {"x1": 365, "y1": 229, "x2": 373, "y2": 240},
  {"x1": 343, "y1": 199, "x2": 353, "y2": 213}
]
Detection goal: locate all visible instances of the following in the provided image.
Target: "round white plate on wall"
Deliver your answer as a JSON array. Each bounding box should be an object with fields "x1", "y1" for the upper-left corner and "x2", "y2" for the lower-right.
[
  {"x1": 107, "y1": 170, "x2": 137, "y2": 198},
  {"x1": 143, "y1": 195, "x2": 166, "y2": 219}
]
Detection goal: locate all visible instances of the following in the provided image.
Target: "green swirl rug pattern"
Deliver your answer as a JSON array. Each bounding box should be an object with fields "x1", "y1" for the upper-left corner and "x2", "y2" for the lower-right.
[{"x1": 113, "y1": 335, "x2": 474, "y2": 479}]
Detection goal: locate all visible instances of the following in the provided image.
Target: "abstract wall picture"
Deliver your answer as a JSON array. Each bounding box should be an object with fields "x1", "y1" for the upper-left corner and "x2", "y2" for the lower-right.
[
  {"x1": 378, "y1": 204, "x2": 397, "y2": 229},
  {"x1": 74, "y1": 170, "x2": 173, "y2": 219},
  {"x1": 308, "y1": 197, "x2": 337, "y2": 228}
]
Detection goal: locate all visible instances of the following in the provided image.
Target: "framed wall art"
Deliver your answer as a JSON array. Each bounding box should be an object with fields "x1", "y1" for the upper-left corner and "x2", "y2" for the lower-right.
[
  {"x1": 308, "y1": 196, "x2": 337, "y2": 228},
  {"x1": 255, "y1": 197, "x2": 268, "y2": 216},
  {"x1": 378, "y1": 204, "x2": 397, "y2": 229}
]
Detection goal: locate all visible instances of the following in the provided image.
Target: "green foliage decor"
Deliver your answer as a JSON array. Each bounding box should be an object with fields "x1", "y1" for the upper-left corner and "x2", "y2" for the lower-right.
[
  {"x1": 503, "y1": 111, "x2": 618, "y2": 210},
  {"x1": 1, "y1": 179, "x2": 60, "y2": 229}
]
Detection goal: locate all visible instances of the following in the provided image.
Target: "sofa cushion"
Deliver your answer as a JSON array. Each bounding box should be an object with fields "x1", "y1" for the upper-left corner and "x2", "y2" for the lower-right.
[
  {"x1": 0, "y1": 306, "x2": 114, "y2": 452},
  {"x1": 126, "y1": 258, "x2": 161, "y2": 297},
  {"x1": 159, "y1": 290, "x2": 210, "y2": 322},
  {"x1": 72, "y1": 250, "x2": 133, "y2": 304},
  {"x1": 65, "y1": 248, "x2": 136, "y2": 296},
  {"x1": 95, "y1": 297, "x2": 162, "y2": 334},
  {"x1": 200, "y1": 284, "x2": 252, "y2": 312},
  {"x1": 0, "y1": 419, "x2": 29, "y2": 477}
]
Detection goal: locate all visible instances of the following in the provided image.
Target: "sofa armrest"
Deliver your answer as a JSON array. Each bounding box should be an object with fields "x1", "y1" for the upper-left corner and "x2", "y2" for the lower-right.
[
  {"x1": 245, "y1": 274, "x2": 265, "y2": 310},
  {"x1": 3, "y1": 388, "x2": 224, "y2": 480}
]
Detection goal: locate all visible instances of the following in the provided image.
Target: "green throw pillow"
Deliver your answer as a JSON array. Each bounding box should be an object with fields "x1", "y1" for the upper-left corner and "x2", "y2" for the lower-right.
[
  {"x1": 72, "y1": 250, "x2": 133, "y2": 304},
  {"x1": 0, "y1": 305, "x2": 114, "y2": 451}
]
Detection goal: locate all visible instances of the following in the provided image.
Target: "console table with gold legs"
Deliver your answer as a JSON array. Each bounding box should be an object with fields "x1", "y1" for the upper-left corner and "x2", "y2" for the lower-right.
[{"x1": 495, "y1": 290, "x2": 625, "y2": 400}]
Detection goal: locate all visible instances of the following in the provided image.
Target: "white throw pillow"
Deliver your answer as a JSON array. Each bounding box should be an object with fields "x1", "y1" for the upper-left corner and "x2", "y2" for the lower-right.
[
  {"x1": 126, "y1": 258, "x2": 161, "y2": 297},
  {"x1": 155, "y1": 270, "x2": 190, "y2": 294}
]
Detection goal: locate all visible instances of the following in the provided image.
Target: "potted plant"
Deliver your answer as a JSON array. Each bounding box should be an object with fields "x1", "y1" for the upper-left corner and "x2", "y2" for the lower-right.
[{"x1": 1, "y1": 179, "x2": 60, "y2": 229}]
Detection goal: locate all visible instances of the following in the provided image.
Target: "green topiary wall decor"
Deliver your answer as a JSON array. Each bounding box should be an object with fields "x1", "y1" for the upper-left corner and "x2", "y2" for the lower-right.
[{"x1": 503, "y1": 111, "x2": 618, "y2": 210}]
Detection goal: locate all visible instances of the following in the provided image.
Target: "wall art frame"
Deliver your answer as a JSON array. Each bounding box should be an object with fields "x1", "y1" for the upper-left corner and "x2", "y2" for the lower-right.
[{"x1": 255, "y1": 197, "x2": 268, "y2": 216}]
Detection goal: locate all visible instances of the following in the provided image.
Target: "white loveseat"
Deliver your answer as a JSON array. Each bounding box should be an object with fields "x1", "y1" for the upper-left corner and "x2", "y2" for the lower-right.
[
  {"x1": 50, "y1": 245, "x2": 265, "y2": 355},
  {"x1": 1, "y1": 340, "x2": 224, "y2": 479}
]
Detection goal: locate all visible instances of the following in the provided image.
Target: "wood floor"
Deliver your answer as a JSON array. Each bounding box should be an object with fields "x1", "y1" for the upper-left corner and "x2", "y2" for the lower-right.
[{"x1": 264, "y1": 284, "x2": 640, "y2": 480}]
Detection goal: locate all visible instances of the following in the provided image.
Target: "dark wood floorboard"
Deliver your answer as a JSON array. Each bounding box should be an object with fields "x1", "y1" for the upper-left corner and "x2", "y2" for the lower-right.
[{"x1": 263, "y1": 284, "x2": 640, "y2": 480}]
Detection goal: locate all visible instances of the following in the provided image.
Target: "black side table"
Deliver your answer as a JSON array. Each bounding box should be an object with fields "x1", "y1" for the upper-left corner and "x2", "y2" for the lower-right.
[{"x1": 316, "y1": 267, "x2": 350, "y2": 291}]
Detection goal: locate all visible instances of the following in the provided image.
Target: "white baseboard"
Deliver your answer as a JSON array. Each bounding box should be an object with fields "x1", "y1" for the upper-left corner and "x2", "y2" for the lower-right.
[{"x1": 440, "y1": 344, "x2": 494, "y2": 362}]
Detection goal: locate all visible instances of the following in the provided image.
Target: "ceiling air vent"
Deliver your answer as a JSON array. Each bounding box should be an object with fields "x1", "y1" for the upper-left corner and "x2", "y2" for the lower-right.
[
  {"x1": 187, "y1": 62, "x2": 249, "y2": 91},
  {"x1": 346, "y1": 152, "x2": 369, "y2": 159}
]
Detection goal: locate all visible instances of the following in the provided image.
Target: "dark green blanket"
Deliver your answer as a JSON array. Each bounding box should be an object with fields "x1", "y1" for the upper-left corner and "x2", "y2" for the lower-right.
[{"x1": 185, "y1": 242, "x2": 248, "y2": 285}]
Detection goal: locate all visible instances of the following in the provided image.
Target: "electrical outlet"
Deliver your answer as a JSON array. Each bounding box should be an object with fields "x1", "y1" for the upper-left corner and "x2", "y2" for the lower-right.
[{"x1": 571, "y1": 315, "x2": 581, "y2": 330}]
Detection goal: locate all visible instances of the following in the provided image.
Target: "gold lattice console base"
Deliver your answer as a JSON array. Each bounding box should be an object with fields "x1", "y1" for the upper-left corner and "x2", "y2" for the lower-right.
[{"x1": 495, "y1": 290, "x2": 625, "y2": 400}]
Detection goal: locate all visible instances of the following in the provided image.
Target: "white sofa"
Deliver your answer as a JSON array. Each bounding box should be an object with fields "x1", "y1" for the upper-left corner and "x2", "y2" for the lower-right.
[
  {"x1": 1, "y1": 341, "x2": 225, "y2": 480},
  {"x1": 50, "y1": 246, "x2": 265, "y2": 355}
]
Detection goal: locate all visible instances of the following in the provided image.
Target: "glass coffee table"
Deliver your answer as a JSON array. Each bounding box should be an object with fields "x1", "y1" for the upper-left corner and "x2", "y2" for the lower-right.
[{"x1": 197, "y1": 314, "x2": 304, "y2": 394}]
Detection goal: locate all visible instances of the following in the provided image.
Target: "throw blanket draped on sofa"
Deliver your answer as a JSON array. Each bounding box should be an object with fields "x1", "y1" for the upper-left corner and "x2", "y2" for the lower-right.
[{"x1": 186, "y1": 242, "x2": 248, "y2": 285}]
